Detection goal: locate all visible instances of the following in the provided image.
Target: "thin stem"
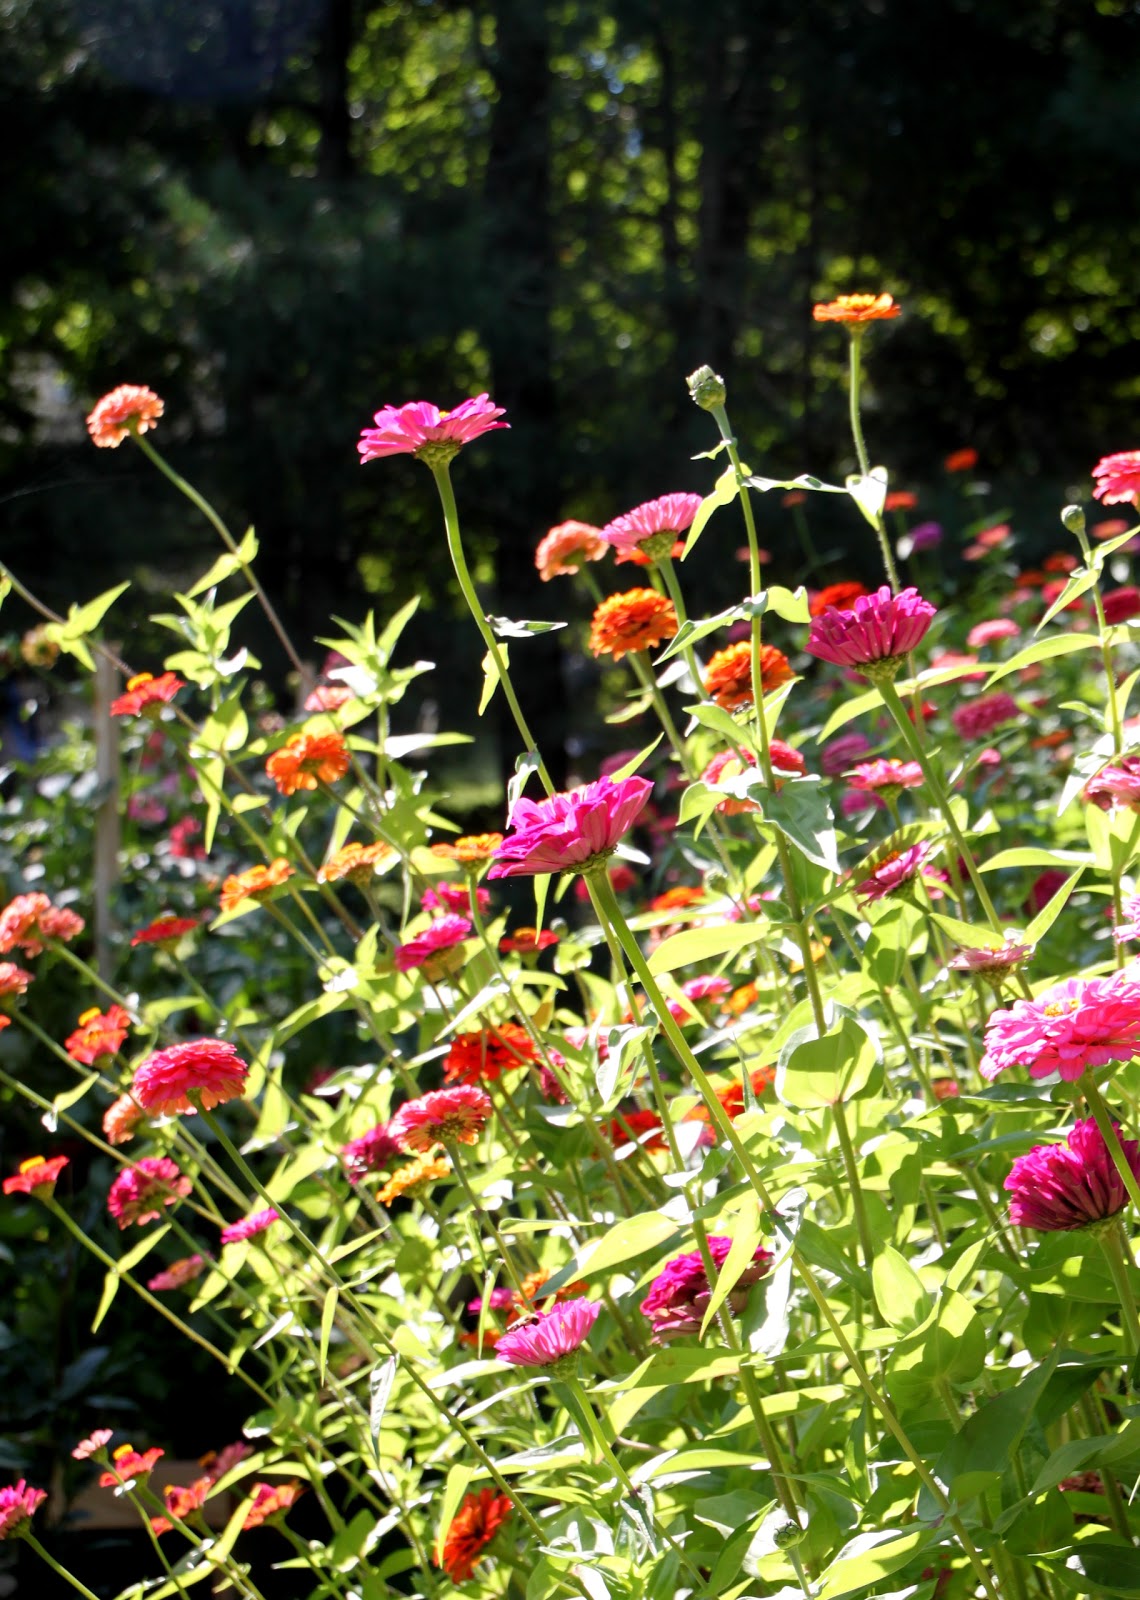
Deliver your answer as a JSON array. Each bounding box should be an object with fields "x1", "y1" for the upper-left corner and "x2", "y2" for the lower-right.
[
  {"x1": 831, "y1": 1096, "x2": 879, "y2": 1295},
  {"x1": 1099, "y1": 1220, "x2": 1140, "y2": 1365},
  {"x1": 846, "y1": 330, "x2": 900, "y2": 592},
  {"x1": 1083, "y1": 1074, "x2": 1140, "y2": 1217},
  {"x1": 22, "y1": 1533, "x2": 103, "y2": 1600}
]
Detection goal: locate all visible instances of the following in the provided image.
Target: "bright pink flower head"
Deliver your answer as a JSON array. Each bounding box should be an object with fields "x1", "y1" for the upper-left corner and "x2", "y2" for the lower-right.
[
  {"x1": 806, "y1": 585, "x2": 935, "y2": 672},
  {"x1": 422, "y1": 880, "x2": 489, "y2": 917},
  {"x1": 393, "y1": 914, "x2": 472, "y2": 974},
  {"x1": 221, "y1": 1208, "x2": 279, "y2": 1246},
  {"x1": 1115, "y1": 894, "x2": 1140, "y2": 944},
  {"x1": 147, "y1": 1255, "x2": 207, "y2": 1292},
  {"x1": 1092, "y1": 450, "x2": 1140, "y2": 506},
  {"x1": 0, "y1": 1480, "x2": 47, "y2": 1539},
  {"x1": 640, "y1": 1235, "x2": 772, "y2": 1344},
  {"x1": 980, "y1": 970, "x2": 1140, "y2": 1083},
  {"x1": 681, "y1": 975, "x2": 733, "y2": 1004},
  {"x1": 495, "y1": 1298, "x2": 600, "y2": 1368},
  {"x1": 0, "y1": 892, "x2": 85, "y2": 958},
  {"x1": 846, "y1": 759, "x2": 923, "y2": 794},
  {"x1": 854, "y1": 842, "x2": 936, "y2": 904},
  {"x1": 1085, "y1": 756, "x2": 1140, "y2": 812},
  {"x1": 72, "y1": 1429, "x2": 114, "y2": 1461},
  {"x1": 1005, "y1": 1118, "x2": 1140, "y2": 1230},
  {"x1": 967, "y1": 618, "x2": 1020, "y2": 648},
  {"x1": 1103, "y1": 587, "x2": 1140, "y2": 625},
  {"x1": 601, "y1": 493, "x2": 704, "y2": 556},
  {"x1": 488, "y1": 775, "x2": 652, "y2": 879},
  {"x1": 389, "y1": 1085, "x2": 492, "y2": 1153},
  {"x1": 132, "y1": 1039, "x2": 249, "y2": 1116},
  {"x1": 341, "y1": 1122, "x2": 401, "y2": 1180},
  {"x1": 952, "y1": 693, "x2": 1019, "y2": 741},
  {"x1": 357, "y1": 396, "x2": 508, "y2": 468},
  {"x1": 107, "y1": 1158, "x2": 192, "y2": 1229},
  {"x1": 821, "y1": 732, "x2": 872, "y2": 776}
]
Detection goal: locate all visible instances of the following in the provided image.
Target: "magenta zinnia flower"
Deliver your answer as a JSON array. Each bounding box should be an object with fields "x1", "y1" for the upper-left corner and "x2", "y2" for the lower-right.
[
  {"x1": 495, "y1": 1298, "x2": 600, "y2": 1368},
  {"x1": 806, "y1": 585, "x2": 935, "y2": 674},
  {"x1": 601, "y1": 493, "x2": 704, "y2": 560},
  {"x1": 1092, "y1": 450, "x2": 1140, "y2": 506},
  {"x1": 846, "y1": 759, "x2": 923, "y2": 794},
  {"x1": 488, "y1": 775, "x2": 652, "y2": 879},
  {"x1": 1103, "y1": 587, "x2": 1140, "y2": 625},
  {"x1": 341, "y1": 1122, "x2": 401, "y2": 1180},
  {"x1": 681, "y1": 975, "x2": 733, "y2": 1004},
  {"x1": 107, "y1": 1158, "x2": 192, "y2": 1229},
  {"x1": 393, "y1": 913, "x2": 472, "y2": 975},
  {"x1": 821, "y1": 732, "x2": 872, "y2": 776},
  {"x1": 357, "y1": 396, "x2": 508, "y2": 468},
  {"x1": 0, "y1": 1480, "x2": 47, "y2": 1539},
  {"x1": 389, "y1": 1085, "x2": 492, "y2": 1153},
  {"x1": 640, "y1": 1236, "x2": 773, "y2": 1344},
  {"x1": 1085, "y1": 756, "x2": 1140, "y2": 812},
  {"x1": 132, "y1": 1039, "x2": 249, "y2": 1117},
  {"x1": 1005, "y1": 1118, "x2": 1140, "y2": 1230},
  {"x1": 951, "y1": 693, "x2": 1019, "y2": 741},
  {"x1": 980, "y1": 971, "x2": 1140, "y2": 1083},
  {"x1": 221, "y1": 1208, "x2": 279, "y2": 1246},
  {"x1": 854, "y1": 841, "x2": 936, "y2": 904}
]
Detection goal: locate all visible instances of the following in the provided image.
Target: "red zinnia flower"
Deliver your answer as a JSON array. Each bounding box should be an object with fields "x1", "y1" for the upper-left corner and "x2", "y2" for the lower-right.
[
  {"x1": 884, "y1": 491, "x2": 917, "y2": 512},
  {"x1": 66, "y1": 1004, "x2": 131, "y2": 1065},
  {"x1": 422, "y1": 880, "x2": 489, "y2": 916},
  {"x1": 3, "y1": 1154, "x2": 69, "y2": 1196},
  {"x1": 951, "y1": 693, "x2": 1019, "y2": 741},
  {"x1": 640, "y1": 1235, "x2": 772, "y2": 1342},
  {"x1": 810, "y1": 581, "x2": 869, "y2": 617},
  {"x1": 304, "y1": 684, "x2": 353, "y2": 713},
  {"x1": 86, "y1": 385, "x2": 164, "y2": 448},
  {"x1": 358, "y1": 396, "x2": 508, "y2": 468},
  {"x1": 496, "y1": 1299, "x2": 600, "y2": 1368},
  {"x1": 855, "y1": 842, "x2": 937, "y2": 904},
  {"x1": 131, "y1": 916, "x2": 199, "y2": 948},
  {"x1": 812, "y1": 293, "x2": 900, "y2": 324},
  {"x1": 944, "y1": 448, "x2": 978, "y2": 473},
  {"x1": 1103, "y1": 587, "x2": 1140, "y2": 625},
  {"x1": 389, "y1": 1086, "x2": 492, "y2": 1153},
  {"x1": 443, "y1": 1024, "x2": 537, "y2": 1085},
  {"x1": 110, "y1": 672, "x2": 184, "y2": 718},
  {"x1": 266, "y1": 731, "x2": 350, "y2": 796},
  {"x1": 132, "y1": 1039, "x2": 249, "y2": 1116},
  {"x1": 107, "y1": 1158, "x2": 192, "y2": 1228},
  {"x1": 499, "y1": 926, "x2": 559, "y2": 954},
  {"x1": 1005, "y1": 1117, "x2": 1140, "y2": 1231},
  {"x1": 846, "y1": 759, "x2": 923, "y2": 795},
  {"x1": 99, "y1": 1444, "x2": 164, "y2": 1488},
  {"x1": 437, "y1": 1489, "x2": 513, "y2": 1583},
  {"x1": 807, "y1": 585, "x2": 935, "y2": 674},
  {"x1": 1092, "y1": 450, "x2": 1140, "y2": 506},
  {"x1": 608, "y1": 1107, "x2": 667, "y2": 1151},
  {"x1": 341, "y1": 1123, "x2": 400, "y2": 1181}
]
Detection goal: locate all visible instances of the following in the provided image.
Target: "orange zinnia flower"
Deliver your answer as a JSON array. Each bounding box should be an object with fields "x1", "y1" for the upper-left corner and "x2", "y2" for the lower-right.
[
  {"x1": 588, "y1": 589, "x2": 678, "y2": 661},
  {"x1": 649, "y1": 885, "x2": 706, "y2": 913},
  {"x1": 944, "y1": 448, "x2": 978, "y2": 473},
  {"x1": 377, "y1": 1153, "x2": 451, "y2": 1207},
  {"x1": 810, "y1": 581, "x2": 869, "y2": 617},
  {"x1": 219, "y1": 858, "x2": 294, "y2": 913},
  {"x1": 812, "y1": 293, "x2": 900, "y2": 324},
  {"x1": 430, "y1": 833, "x2": 503, "y2": 865},
  {"x1": 266, "y1": 731, "x2": 350, "y2": 796},
  {"x1": 317, "y1": 840, "x2": 398, "y2": 885},
  {"x1": 86, "y1": 385, "x2": 164, "y2": 448},
  {"x1": 110, "y1": 672, "x2": 184, "y2": 718},
  {"x1": 103, "y1": 1094, "x2": 144, "y2": 1146},
  {"x1": 884, "y1": 491, "x2": 917, "y2": 512},
  {"x1": 438, "y1": 1488, "x2": 513, "y2": 1583},
  {"x1": 704, "y1": 641, "x2": 792, "y2": 710}
]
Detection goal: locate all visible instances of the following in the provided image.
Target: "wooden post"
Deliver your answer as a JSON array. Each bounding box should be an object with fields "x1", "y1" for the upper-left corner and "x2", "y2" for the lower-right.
[{"x1": 93, "y1": 649, "x2": 121, "y2": 983}]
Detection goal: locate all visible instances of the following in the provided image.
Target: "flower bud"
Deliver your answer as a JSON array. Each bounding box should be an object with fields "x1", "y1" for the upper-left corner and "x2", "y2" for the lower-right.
[
  {"x1": 773, "y1": 1516, "x2": 808, "y2": 1550},
  {"x1": 1061, "y1": 504, "x2": 1086, "y2": 538},
  {"x1": 687, "y1": 366, "x2": 727, "y2": 410}
]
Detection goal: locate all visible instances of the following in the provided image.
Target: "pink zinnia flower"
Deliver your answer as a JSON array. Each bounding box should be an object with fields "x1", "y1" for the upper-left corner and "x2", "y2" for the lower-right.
[
  {"x1": 72, "y1": 1430, "x2": 114, "y2": 1461},
  {"x1": 1005, "y1": 1118, "x2": 1140, "y2": 1231},
  {"x1": 951, "y1": 693, "x2": 1019, "y2": 741},
  {"x1": 495, "y1": 1298, "x2": 600, "y2": 1368},
  {"x1": 221, "y1": 1208, "x2": 279, "y2": 1246},
  {"x1": 640, "y1": 1236, "x2": 772, "y2": 1343},
  {"x1": 0, "y1": 892, "x2": 85, "y2": 958},
  {"x1": 854, "y1": 842, "x2": 936, "y2": 904},
  {"x1": 1115, "y1": 894, "x2": 1140, "y2": 943},
  {"x1": 422, "y1": 881, "x2": 489, "y2": 917},
  {"x1": 821, "y1": 732, "x2": 872, "y2": 776},
  {"x1": 393, "y1": 914, "x2": 472, "y2": 974},
  {"x1": 389, "y1": 1085, "x2": 492, "y2": 1153},
  {"x1": 535, "y1": 520, "x2": 608, "y2": 580},
  {"x1": 132, "y1": 1039, "x2": 249, "y2": 1116},
  {"x1": 469, "y1": 1287, "x2": 515, "y2": 1315},
  {"x1": 967, "y1": 618, "x2": 1020, "y2": 648},
  {"x1": 1092, "y1": 450, "x2": 1140, "y2": 506},
  {"x1": 148, "y1": 1255, "x2": 207, "y2": 1291},
  {"x1": 107, "y1": 1159, "x2": 192, "y2": 1229},
  {"x1": 357, "y1": 396, "x2": 508, "y2": 467},
  {"x1": 846, "y1": 759, "x2": 923, "y2": 794},
  {"x1": 86, "y1": 385, "x2": 164, "y2": 448},
  {"x1": 601, "y1": 493, "x2": 704, "y2": 558},
  {"x1": 948, "y1": 940, "x2": 1034, "y2": 977},
  {"x1": 304, "y1": 684, "x2": 353, "y2": 713},
  {"x1": 806, "y1": 584, "x2": 934, "y2": 674},
  {"x1": 681, "y1": 975, "x2": 733, "y2": 1005},
  {"x1": 1103, "y1": 587, "x2": 1140, "y2": 625},
  {"x1": 341, "y1": 1122, "x2": 401, "y2": 1180},
  {"x1": 0, "y1": 1480, "x2": 47, "y2": 1539},
  {"x1": 980, "y1": 971, "x2": 1140, "y2": 1083},
  {"x1": 487, "y1": 775, "x2": 652, "y2": 879},
  {"x1": 1084, "y1": 756, "x2": 1140, "y2": 812}
]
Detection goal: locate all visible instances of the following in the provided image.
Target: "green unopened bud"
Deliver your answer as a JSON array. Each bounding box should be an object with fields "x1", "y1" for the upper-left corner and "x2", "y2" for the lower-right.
[
  {"x1": 1061, "y1": 504, "x2": 1086, "y2": 538},
  {"x1": 687, "y1": 365, "x2": 727, "y2": 411},
  {"x1": 773, "y1": 1516, "x2": 808, "y2": 1550}
]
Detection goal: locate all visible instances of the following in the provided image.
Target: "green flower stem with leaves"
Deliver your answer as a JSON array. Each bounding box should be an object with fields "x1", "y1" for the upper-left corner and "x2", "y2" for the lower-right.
[
  {"x1": 1081, "y1": 1072, "x2": 1140, "y2": 1219},
  {"x1": 845, "y1": 328, "x2": 900, "y2": 593}
]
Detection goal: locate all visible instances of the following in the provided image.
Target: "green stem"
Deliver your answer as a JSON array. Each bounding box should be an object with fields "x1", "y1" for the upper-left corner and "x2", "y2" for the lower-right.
[
  {"x1": 1099, "y1": 1220, "x2": 1140, "y2": 1365},
  {"x1": 832, "y1": 1095, "x2": 879, "y2": 1293},
  {"x1": 846, "y1": 330, "x2": 900, "y2": 592},
  {"x1": 21, "y1": 1533, "x2": 103, "y2": 1600},
  {"x1": 1082, "y1": 1074, "x2": 1140, "y2": 1217}
]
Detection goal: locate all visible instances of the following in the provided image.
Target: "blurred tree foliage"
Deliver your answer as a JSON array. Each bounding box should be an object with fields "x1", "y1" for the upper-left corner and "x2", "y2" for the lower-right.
[{"x1": 1, "y1": 0, "x2": 1139, "y2": 774}]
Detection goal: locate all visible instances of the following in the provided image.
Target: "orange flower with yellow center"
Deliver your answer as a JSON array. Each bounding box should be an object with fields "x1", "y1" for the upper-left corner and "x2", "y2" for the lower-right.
[
  {"x1": 812, "y1": 293, "x2": 901, "y2": 324},
  {"x1": 377, "y1": 1153, "x2": 451, "y2": 1207},
  {"x1": 430, "y1": 833, "x2": 504, "y2": 866},
  {"x1": 219, "y1": 858, "x2": 294, "y2": 913},
  {"x1": 266, "y1": 731, "x2": 351, "y2": 796},
  {"x1": 703, "y1": 641, "x2": 792, "y2": 710},
  {"x1": 588, "y1": 588, "x2": 678, "y2": 662},
  {"x1": 317, "y1": 840, "x2": 398, "y2": 885}
]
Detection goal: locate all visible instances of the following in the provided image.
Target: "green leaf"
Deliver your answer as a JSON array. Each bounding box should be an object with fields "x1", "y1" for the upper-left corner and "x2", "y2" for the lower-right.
[
  {"x1": 920, "y1": 1352, "x2": 1058, "y2": 1516},
  {"x1": 816, "y1": 1528, "x2": 934, "y2": 1600},
  {"x1": 478, "y1": 645, "x2": 508, "y2": 715},
  {"x1": 435, "y1": 1464, "x2": 475, "y2": 1564},
  {"x1": 981, "y1": 847, "x2": 1094, "y2": 871},
  {"x1": 93, "y1": 1225, "x2": 171, "y2": 1332},
  {"x1": 700, "y1": 1197, "x2": 765, "y2": 1338},
  {"x1": 44, "y1": 581, "x2": 131, "y2": 670},
  {"x1": 369, "y1": 1356, "x2": 398, "y2": 1458},
  {"x1": 744, "y1": 472, "x2": 847, "y2": 497},
  {"x1": 872, "y1": 1245, "x2": 932, "y2": 1333},
  {"x1": 777, "y1": 1015, "x2": 877, "y2": 1109},
  {"x1": 572, "y1": 1211, "x2": 679, "y2": 1279},
  {"x1": 186, "y1": 526, "x2": 259, "y2": 596},
  {"x1": 845, "y1": 466, "x2": 889, "y2": 528},
  {"x1": 599, "y1": 1346, "x2": 742, "y2": 1394},
  {"x1": 1043, "y1": 1537, "x2": 1140, "y2": 1597},
  {"x1": 606, "y1": 736, "x2": 663, "y2": 782},
  {"x1": 657, "y1": 600, "x2": 748, "y2": 662},
  {"x1": 647, "y1": 918, "x2": 772, "y2": 975},
  {"x1": 488, "y1": 616, "x2": 567, "y2": 638},
  {"x1": 816, "y1": 685, "x2": 881, "y2": 742},
  {"x1": 1036, "y1": 569, "x2": 1099, "y2": 631},
  {"x1": 319, "y1": 1285, "x2": 338, "y2": 1383},
  {"x1": 1024, "y1": 866, "x2": 1085, "y2": 944},
  {"x1": 681, "y1": 466, "x2": 739, "y2": 559},
  {"x1": 1030, "y1": 1420, "x2": 1140, "y2": 1496},
  {"x1": 986, "y1": 630, "x2": 1098, "y2": 683},
  {"x1": 762, "y1": 778, "x2": 838, "y2": 872}
]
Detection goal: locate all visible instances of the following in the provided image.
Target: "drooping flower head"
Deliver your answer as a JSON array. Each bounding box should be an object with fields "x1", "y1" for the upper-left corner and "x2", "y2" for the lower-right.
[
  {"x1": 341, "y1": 1122, "x2": 400, "y2": 1181},
  {"x1": 221, "y1": 1208, "x2": 279, "y2": 1246},
  {"x1": 952, "y1": 693, "x2": 1020, "y2": 741},
  {"x1": 1092, "y1": 451, "x2": 1140, "y2": 506},
  {"x1": 3, "y1": 1154, "x2": 69, "y2": 1197},
  {"x1": 846, "y1": 759, "x2": 924, "y2": 797},
  {"x1": 0, "y1": 1480, "x2": 47, "y2": 1539},
  {"x1": 443, "y1": 1024, "x2": 537, "y2": 1085},
  {"x1": 66, "y1": 1004, "x2": 131, "y2": 1065},
  {"x1": 107, "y1": 1158, "x2": 192, "y2": 1228},
  {"x1": 99, "y1": 1444, "x2": 164, "y2": 1488},
  {"x1": 318, "y1": 840, "x2": 398, "y2": 886},
  {"x1": 357, "y1": 396, "x2": 508, "y2": 469},
  {"x1": 103, "y1": 1093, "x2": 145, "y2": 1146},
  {"x1": 147, "y1": 1255, "x2": 207, "y2": 1292},
  {"x1": 854, "y1": 841, "x2": 937, "y2": 905},
  {"x1": 640, "y1": 1235, "x2": 773, "y2": 1343},
  {"x1": 72, "y1": 1430, "x2": 114, "y2": 1461},
  {"x1": 704, "y1": 642, "x2": 793, "y2": 709},
  {"x1": 810, "y1": 581, "x2": 869, "y2": 617},
  {"x1": 110, "y1": 672, "x2": 184, "y2": 718},
  {"x1": 377, "y1": 1153, "x2": 451, "y2": 1206},
  {"x1": 1005, "y1": 1118, "x2": 1140, "y2": 1231},
  {"x1": 132, "y1": 1039, "x2": 249, "y2": 1116},
  {"x1": 601, "y1": 493, "x2": 704, "y2": 562},
  {"x1": 980, "y1": 970, "x2": 1140, "y2": 1083},
  {"x1": 806, "y1": 585, "x2": 935, "y2": 679},
  {"x1": 488, "y1": 775, "x2": 652, "y2": 879},
  {"x1": 393, "y1": 914, "x2": 472, "y2": 976},
  {"x1": 131, "y1": 916, "x2": 199, "y2": 948},
  {"x1": 266, "y1": 731, "x2": 351, "y2": 796},
  {"x1": 495, "y1": 1298, "x2": 600, "y2": 1368},
  {"x1": 219, "y1": 859, "x2": 294, "y2": 913},
  {"x1": 812, "y1": 293, "x2": 900, "y2": 325},
  {"x1": 535, "y1": 521, "x2": 607, "y2": 581},
  {"x1": 588, "y1": 589, "x2": 678, "y2": 661},
  {"x1": 438, "y1": 1489, "x2": 513, "y2": 1583},
  {"x1": 389, "y1": 1085, "x2": 492, "y2": 1153},
  {"x1": 0, "y1": 892, "x2": 85, "y2": 958},
  {"x1": 86, "y1": 385, "x2": 164, "y2": 448},
  {"x1": 243, "y1": 1481, "x2": 305, "y2": 1530}
]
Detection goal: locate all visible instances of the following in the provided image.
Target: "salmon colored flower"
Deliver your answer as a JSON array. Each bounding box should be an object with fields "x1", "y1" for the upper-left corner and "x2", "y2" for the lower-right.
[
  {"x1": 199, "y1": 1442, "x2": 250, "y2": 1483},
  {"x1": 110, "y1": 672, "x2": 184, "y2": 718},
  {"x1": 704, "y1": 641, "x2": 793, "y2": 709},
  {"x1": 132, "y1": 1039, "x2": 249, "y2": 1116},
  {"x1": 496, "y1": 1298, "x2": 600, "y2": 1368},
  {"x1": 443, "y1": 1024, "x2": 536, "y2": 1085},
  {"x1": 0, "y1": 963, "x2": 32, "y2": 1004},
  {"x1": 981, "y1": 971, "x2": 1140, "y2": 1082},
  {"x1": 221, "y1": 1208, "x2": 279, "y2": 1246},
  {"x1": 108, "y1": 1158, "x2": 191, "y2": 1228},
  {"x1": 812, "y1": 293, "x2": 900, "y2": 324},
  {"x1": 438, "y1": 1488, "x2": 513, "y2": 1582},
  {"x1": 99, "y1": 1444, "x2": 164, "y2": 1488},
  {"x1": 390, "y1": 1085, "x2": 492, "y2": 1152},
  {"x1": 1092, "y1": 450, "x2": 1140, "y2": 506},
  {"x1": 72, "y1": 1430, "x2": 114, "y2": 1461},
  {"x1": 535, "y1": 520, "x2": 607, "y2": 581},
  {"x1": 0, "y1": 1481, "x2": 47, "y2": 1538},
  {"x1": 394, "y1": 914, "x2": 472, "y2": 975},
  {"x1": 87, "y1": 385, "x2": 164, "y2": 448},
  {"x1": 806, "y1": 585, "x2": 935, "y2": 675},
  {"x1": 499, "y1": 926, "x2": 559, "y2": 954},
  {"x1": 243, "y1": 1481, "x2": 304, "y2": 1530},
  {"x1": 944, "y1": 448, "x2": 978, "y2": 473},
  {"x1": 147, "y1": 1255, "x2": 207, "y2": 1292},
  {"x1": 588, "y1": 588, "x2": 678, "y2": 661},
  {"x1": 601, "y1": 493, "x2": 704, "y2": 561},
  {"x1": 131, "y1": 916, "x2": 199, "y2": 948},
  {"x1": 358, "y1": 395, "x2": 508, "y2": 468},
  {"x1": 1005, "y1": 1118, "x2": 1140, "y2": 1231},
  {"x1": 951, "y1": 693, "x2": 1019, "y2": 741},
  {"x1": 377, "y1": 1153, "x2": 451, "y2": 1206},
  {"x1": 266, "y1": 731, "x2": 350, "y2": 796},
  {"x1": 219, "y1": 859, "x2": 294, "y2": 913},
  {"x1": 488, "y1": 775, "x2": 652, "y2": 879},
  {"x1": 0, "y1": 892, "x2": 85, "y2": 958},
  {"x1": 948, "y1": 940, "x2": 1034, "y2": 979},
  {"x1": 341, "y1": 1123, "x2": 400, "y2": 1181},
  {"x1": 103, "y1": 1093, "x2": 144, "y2": 1146},
  {"x1": 152, "y1": 1477, "x2": 211, "y2": 1533},
  {"x1": 66, "y1": 1004, "x2": 131, "y2": 1065},
  {"x1": 640, "y1": 1235, "x2": 772, "y2": 1343},
  {"x1": 430, "y1": 834, "x2": 504, "y2": 866},
  {"x1": 4, "y1": 1154, "x2": 69, "y2": 1196},
  {"x1": 1092, "y1": 518, "x2": 1132, "y2": 540},
  {"x1": 810, "y1": 581, "x2": 869, "y2": 617},
  {"x1": 317, "y1": 840, "x2": 398, "y2": 885}
]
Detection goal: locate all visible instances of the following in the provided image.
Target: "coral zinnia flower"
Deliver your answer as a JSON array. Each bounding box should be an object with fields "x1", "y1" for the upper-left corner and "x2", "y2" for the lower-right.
[
  {"x1": 3, "y1": 1154, "x2": 69, "y2": 1196},
  {"x1": 1092, "y1": 450, "x2": 1140, "y2": 506},
  {"x1": 132, "y1": 1039, "x2": 249, "y2": 1116},
  {"x1": 357, "y1": 396, "x2": 508, "y2": 468},
  {"x1": 499, "y1": 925, "x2": 559, "y2": 954},
  {"x1": 393, "y1": 914, "x2": 472, "y2": 975},
  {"x1": 341, "y1": 1122, "x2": 400, "y2": 1181},
  {"x1": 72, "y1": 1430, "x2": 114, "y2": 1461},
  {"x1": 589, "y1": 588, "x2": 678, "y2": 661},
  {"x1": 66, "y1": 1004, "x2": 131, "y2": 1065},
  {"x1": 444, "y1": 1024, "x2": 537, "y2": 1085},
  {"x1": 103, "y1": 1093, "x2": 145, "y2": 1146},
  {"x1": 0, "y1": 892, "x2": 85, "y2": 958},
  {"x1": 810, "y1": 581, "x2": 869, "y2": 617},
  {"x1": 99, "y1": 1444, "x2": 164, "y2": 1488},
  {"x1": 649, "y1": 885, "x2": 706, "y2": 914},
  {"x1": 107, "y1": 1158, "x2": 192, "y2": 1228},
  {"x1": 110, "y1": 672, "x2": 184, "y2": 718},
  {"x1": 812, "y1": 293, "x2": 900, "y2": 324},
  {"x1": 0, "y1": 1480, "x2": 47, "y2": 1538},
  {"x1": 221, "y1": 1208, "x2": 279, "y2": 1246},
  {"x1": 243, "y1": 1481, "x2": 304, "y2": 1530},
  {"x1": 219, "y1": 858, "x2": 294, "y2": 913},
  {"x1": 884, "y1": 491, "x2": 917, "y2": 511},
  {"x1": 266, "y1": 731, "x2": 350, "y2": 796},
  {"x1": 304, "y1": 684, "x2": 353, "y2": 713},
  {"x1": 438, "y1": 1489, "x2": 513, "y2": 1583},
  {"x1": 640, "y1": 1235, "x2": 772, "y2": 1343},
  {"x1": 806, "y1": 585, "x2": 935, "y2": 675},
  {"x1": 318, "y1": 840, "x2": 398, "y2": 885},
  {"x1": 377, "y1": 1153, "x2": 451, "y2": 1206},
  {"x1": 980, "y1": 971, "x2": 1140, "y2": 1083},
  {"x1": 1005, "y1": 1118, "x2": 1140, "y2": 1231},
  {"x1": 535, "y1": 520, "x2": 607, "y2": 581},
  {"x1": 704, "y1": 641, "x2": 793, "y2": 709},
  {"x1": 488, "y1": 775, "x2": 652, "y2": 879},
  {"x1": 846, "y1": 759, "x2": 923, "y2": 796},
  {"x1": 389, "y1": 1085, "x2": 493, "y2": 1152},
  {"x1": 86, "y1": 385, "x2": 164, "y2": 448},
  {"x1": 131, "y1": 916, "x2": 199, "y2": 947},
  {"x1": 0, "y1": 962, "x2": 32, "y2": 1004},
  {"x1": 147, "y1": 1255, "x2": 207, "y2": 1292},
  {"x1": 855, "y1": 842, "x2": 936, "y2": 905},
  {"x1": 496, "y1": 1298, "x2": 600, "y2": 1368},
  {"x1": 430, "y1": 833, "x2": 504, "y2": 866},
  {"x1": 601, "y1": 493, "x2": 704, "y2": 560}
]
